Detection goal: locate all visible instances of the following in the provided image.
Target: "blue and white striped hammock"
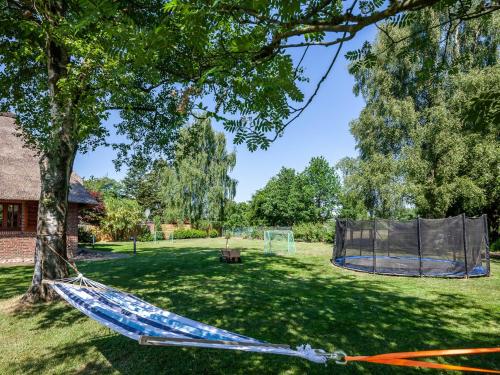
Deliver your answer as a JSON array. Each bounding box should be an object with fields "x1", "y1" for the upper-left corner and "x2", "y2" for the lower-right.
[{"x1": 43, "y1": 274, "x2": 342, "y2": 364}]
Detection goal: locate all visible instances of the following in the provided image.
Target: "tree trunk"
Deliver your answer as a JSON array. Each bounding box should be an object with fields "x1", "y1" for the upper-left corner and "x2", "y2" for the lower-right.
[
  {"x1": 23, "y1": 150, "x2": 76, "y2": 303},
  {"x1": 23, "y1": 20, "x2": 77, "y2": 302}
]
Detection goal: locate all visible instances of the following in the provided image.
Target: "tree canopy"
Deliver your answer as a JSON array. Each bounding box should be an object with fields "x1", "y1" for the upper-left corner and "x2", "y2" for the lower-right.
[
  {"x1": 124, "y1": 118, "x2": 236, "y2": 229},
  {"x1": 249, "y1": 157, "x2": 340, "y2": 226},
  {"x1": 340, "y1": 8, "x2": 499, "y2": 236}
]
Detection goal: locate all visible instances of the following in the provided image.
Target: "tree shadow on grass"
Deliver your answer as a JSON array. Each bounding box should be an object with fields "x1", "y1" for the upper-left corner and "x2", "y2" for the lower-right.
[
  {"x1": 1, "y1": 246, "x2": 499, "y2": 374},
  {"x1": 0, "y1": 265, "x2": 33, "y2": 299},
  {"x1": 6, "y1": 299, "x2": 87, "y2": 330}
]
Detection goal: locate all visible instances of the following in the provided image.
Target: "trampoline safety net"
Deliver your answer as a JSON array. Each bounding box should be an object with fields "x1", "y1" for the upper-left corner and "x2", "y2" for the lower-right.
[{"x1": 332, "y1": 214, "x2": 490, "y2": 277}]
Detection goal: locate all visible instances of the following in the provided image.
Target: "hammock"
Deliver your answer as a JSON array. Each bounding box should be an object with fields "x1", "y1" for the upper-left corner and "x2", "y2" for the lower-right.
[
  {"x1": 43, "y1": 275, "x2": 337, "y2": 364},
  {"x1": 43, "y1": 274, "x2": 500, "y2": 373}
]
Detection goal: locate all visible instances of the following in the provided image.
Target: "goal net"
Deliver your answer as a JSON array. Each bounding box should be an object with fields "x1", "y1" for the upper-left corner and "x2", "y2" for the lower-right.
[{"x1": 264, "y1": 230, "x2": 296, "y2": 255}]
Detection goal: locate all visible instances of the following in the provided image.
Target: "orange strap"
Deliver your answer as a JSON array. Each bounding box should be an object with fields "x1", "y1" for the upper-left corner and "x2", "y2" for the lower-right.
[{"x1": 345, "y1": 347, "x2": 500, "y2": 373}]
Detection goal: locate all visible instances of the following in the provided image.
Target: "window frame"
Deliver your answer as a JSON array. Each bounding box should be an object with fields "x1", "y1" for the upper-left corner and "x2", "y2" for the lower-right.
[{"x1": 0, "y1": 202, "x2": 23, "y2": 231}]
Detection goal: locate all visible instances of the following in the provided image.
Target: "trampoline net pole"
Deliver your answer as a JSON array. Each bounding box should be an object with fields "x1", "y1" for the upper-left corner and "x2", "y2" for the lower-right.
[
  {"x1": 462, "y1": 213, "x2": 469, "y2": 278},
  {"x1": 372, "y1": 218, "x2": 376, "y2": 274},
  {"x1": 417, "y1": 217, "x2": 423, "y2": 276},
  {"x1": 343, "y1": 220, "x2": 347, "y2": 259},
  {"x1": 387, "y1": 219, "x2": 390, "y2": 257},
  {"x1": 332, "y1": 219, "x2": 337, "y2": 262},
  {"x1": 360, "y1": 227, "x2": 363, "y2": 256},
  {"x1": 483, "y1": 214, "x2": 490, "y2": 276}
]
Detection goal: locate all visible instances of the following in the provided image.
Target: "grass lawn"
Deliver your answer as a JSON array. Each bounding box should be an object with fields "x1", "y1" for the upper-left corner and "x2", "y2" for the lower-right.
[{"x1": 0, "y1": 238, "x2": 499, "y2": 374}]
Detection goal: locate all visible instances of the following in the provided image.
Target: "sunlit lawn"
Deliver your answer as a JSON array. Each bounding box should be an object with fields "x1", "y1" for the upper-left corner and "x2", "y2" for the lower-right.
[{"x1": 0, "y1": 238, "x2": 499, "y2": 374}]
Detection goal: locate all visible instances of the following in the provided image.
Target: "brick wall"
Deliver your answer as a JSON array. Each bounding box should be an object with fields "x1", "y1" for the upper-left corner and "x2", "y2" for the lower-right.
[{"x1": 0, "y1": 202, "x2": 80, "y2": 261}]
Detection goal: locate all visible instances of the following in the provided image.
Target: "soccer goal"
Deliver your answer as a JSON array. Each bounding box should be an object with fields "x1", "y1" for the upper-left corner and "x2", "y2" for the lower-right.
[{"x1": 264, "y1": 230, "x2": 296, "y2": 255}]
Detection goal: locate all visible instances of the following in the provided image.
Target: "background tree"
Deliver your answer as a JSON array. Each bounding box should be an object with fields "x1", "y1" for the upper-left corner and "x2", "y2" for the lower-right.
[
  {"x1": 123, "y1": 118, "x2": 237, "y2": 229},
  {"x1": 302, "y1": 156, "x2": 341, "y2": 222},
  {"x1": 84, "y1": 177, "x2": 125, "y2": 199},
  {"x1": 249, "y1": 168, "x2": 312, "y2": 226},
  {"x1": 2, "y1": 0, "x2": 496, "y2": 301},
  {"x1": 123, "y1": 160, "x2": 169, "y2": 219},
  {"x1": 169, "y1": 118, "x2": 237, "y2": 228},
  {"x1": 79, "y1": 191, "x2": 106, "y2": 227},
  {"x1": 223, "y1": 202, "x2": 251, "y2": 230},
  {"x1": 344, "y1": 8, "x2": 499, "y2": 236},
  {"x1": 336, "y1": 154, "x2": 410, "y2": 218}
]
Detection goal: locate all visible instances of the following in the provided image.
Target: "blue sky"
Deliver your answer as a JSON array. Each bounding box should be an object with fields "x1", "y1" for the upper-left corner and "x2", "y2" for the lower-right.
[{"x1": 74, "y1": 26, "x2": 377, "y2": 202}]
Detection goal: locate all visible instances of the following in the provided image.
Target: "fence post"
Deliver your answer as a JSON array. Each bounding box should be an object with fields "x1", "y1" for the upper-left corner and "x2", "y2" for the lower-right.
[
  {"x1": 417, "y1": 217, "x2": 422, "y2": 277},
  {"x1": 372, "y1": 218, "x2": 376, "y2": 274},
  {"x1": 482, "y1": 214, "x2": 490, "y2": 276},
  {"x1": 462, "y1": 213, "x2": 469, "y2": 278}
]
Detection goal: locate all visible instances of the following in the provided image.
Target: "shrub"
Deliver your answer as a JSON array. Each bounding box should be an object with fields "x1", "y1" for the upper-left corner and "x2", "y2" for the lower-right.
[
  {"x1": 101, "y1": 197, "x2": 143, "y2": 241},
  {"x1": 137, "y1": 232, "x2": 153, "y2": 242},
  {"x1": 136, "y1": 226, "x2": 153, "y2": 242},
  {"x1": 492, "y1": 239, "x2": 500, "y2": 252},
  {"x1": 173, "y1": 228, "x2": 207, "y2": 239},
  {"x1": 80, "y1": 191, "x2": 106, "y2": 226},
  {"x1": 78, "y1": 226, "x2": 94, "y2": 243},
  {"x1": 293, "y1": 222, "x2": 335, "y2": 243},
  {"x1": 209, "y1": 229, "x2": 218, "y2": 238},
  {"x1": 136, "y1": 226, "x2": 166, "y2": 242},
  {"x1": 242, "y1": 227, "x2": 264, "y2": 240},
  {"x1": 196, "y1": 220, "x2": 211, "y2": 231}
]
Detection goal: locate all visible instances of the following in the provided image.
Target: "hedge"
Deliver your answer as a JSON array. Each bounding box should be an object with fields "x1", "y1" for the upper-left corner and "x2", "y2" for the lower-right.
[
  {"x1": 293, "y1": 222, "x2": 335, "y2": 243},
  {"x1": 173, "y1": 228, "x2": 210, "y2": 239}
]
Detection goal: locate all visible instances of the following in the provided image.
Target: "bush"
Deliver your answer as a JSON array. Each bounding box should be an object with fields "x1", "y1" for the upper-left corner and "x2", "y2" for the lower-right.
[
  {"x1": 242, "y1": 228, "x2": 264, "y2": 240},
  {"x1": 293, "y1": 222, "x2": 335, "y2": 243},
  {"x1": 78, "y1": 226, "x2": 94, "y2": 243},
  {"x1": 209, "y1": 229, "x2": 218, "y2": 238},
  {"x1": 173, "y1": 228, "x2": 207, "y2": 239},
  {"x1": 491, "y1": 239, "x2": 500, "y2": 252},
  {"x1": 101, "y1": 197, "x2": 143, "y2": 241},
  {"x1": 136, "y1": 226, "x2": 153, "y2": 242},
  {"x1": 135, "y1": 226, "x2": 167, "y2": 242}
]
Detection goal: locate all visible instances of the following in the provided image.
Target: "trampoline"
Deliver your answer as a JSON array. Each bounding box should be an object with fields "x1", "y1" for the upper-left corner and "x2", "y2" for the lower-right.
[{"x1": 332, "y1": 214, "x2": 490, "y2": 278}]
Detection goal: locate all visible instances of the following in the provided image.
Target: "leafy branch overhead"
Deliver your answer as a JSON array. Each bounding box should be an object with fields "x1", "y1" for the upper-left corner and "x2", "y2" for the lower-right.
[
  {"x1": 160, "y1": 0, "x2": 498, "y2": 151},
  {"x1": 2, "y1": 1, "x2": 497, "y2": 161}
]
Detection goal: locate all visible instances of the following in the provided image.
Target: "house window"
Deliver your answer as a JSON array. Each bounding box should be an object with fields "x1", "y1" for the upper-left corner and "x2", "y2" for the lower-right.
[{"x1": 1, "y1": 203, "x2": 22, "y2": 230}]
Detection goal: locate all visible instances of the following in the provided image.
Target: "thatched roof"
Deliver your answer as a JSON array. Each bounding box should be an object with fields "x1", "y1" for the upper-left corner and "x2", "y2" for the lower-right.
[{"x1": 0, "y1": 113, "x2": 97, "y2": 205}]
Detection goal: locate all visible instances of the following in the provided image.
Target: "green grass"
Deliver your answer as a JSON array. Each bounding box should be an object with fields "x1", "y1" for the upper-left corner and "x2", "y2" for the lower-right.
[{"x1": 0, "y1": 238, "x2": 499, "y2": 374}]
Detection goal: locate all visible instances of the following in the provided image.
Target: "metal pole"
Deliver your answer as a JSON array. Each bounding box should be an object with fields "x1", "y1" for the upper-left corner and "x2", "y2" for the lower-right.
[
  {"x1": 372, "y1": 218, "x2": 376, "y2": 274},
  {"x1": 331, "y1": 219, "x2": 337, "y2": 263},
  {"x1": 482, "y1": 214, "x2": 490, "y2": 276},
  {"x1": 133, "y1": 236, "x2": 137, "y2": 256},
  {"x1": 387, "y1": 219, "x2": 391, "y2": 257},
  {"x1": 341, "y1": 220, "x2": 347, "y2": 259},
  {"x1": 417, "y1": 217, "x2": 422, "y2": 277},
  {"x1": 360, "y1": 228, "x2": 363, "y2": 256},
  {"x1": 462, "y1": 213, "x2": 469, "y2": 278}
]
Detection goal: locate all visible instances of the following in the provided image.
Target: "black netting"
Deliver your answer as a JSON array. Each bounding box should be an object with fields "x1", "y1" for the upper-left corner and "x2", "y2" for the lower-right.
[{"x1": 332, "y1": 215, "x2": 490, "y2": 278}]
